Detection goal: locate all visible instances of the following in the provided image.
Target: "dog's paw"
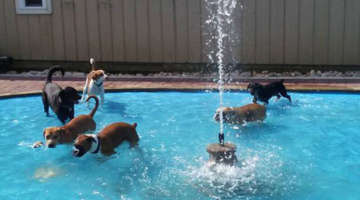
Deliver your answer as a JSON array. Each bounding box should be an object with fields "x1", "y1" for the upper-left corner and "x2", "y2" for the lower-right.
[{"x1": 32, "y1": 141, "x2": 44, "y2": 148}]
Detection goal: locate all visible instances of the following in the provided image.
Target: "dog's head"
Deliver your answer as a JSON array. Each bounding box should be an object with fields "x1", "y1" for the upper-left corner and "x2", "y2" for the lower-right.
[
  {"x1": 247, "y1": 82, "x2": 262, "y2": 95},
  {"x1": 43, "y1": 127, "x2": 65, "y2": 148},
  {"x1": 72, "y1": 135, "x2": 97, "y2": 157},
  {"x1": 90, "y1": 70, "x2": 107, "y2": 86},
  {"x1": 214, "y1": 107, "x2": 234, "y2": 122},
  {"x1": 59, "y1": 87, "x2": 81, "y2": 104}
]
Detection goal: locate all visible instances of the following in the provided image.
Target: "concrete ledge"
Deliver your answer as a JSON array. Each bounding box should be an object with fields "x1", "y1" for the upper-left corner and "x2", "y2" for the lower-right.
[
  {"x1": 1, "y1": 74, "x2": 360, "y2": 83},
  {"x1": 0, "y1": 76, "x2": 360, "y2": 99}
]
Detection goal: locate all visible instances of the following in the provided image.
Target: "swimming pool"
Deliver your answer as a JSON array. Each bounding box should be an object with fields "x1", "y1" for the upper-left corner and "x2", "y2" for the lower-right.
[{"x1": 0, "y1": 92, "x2": 359, "y2": 200}]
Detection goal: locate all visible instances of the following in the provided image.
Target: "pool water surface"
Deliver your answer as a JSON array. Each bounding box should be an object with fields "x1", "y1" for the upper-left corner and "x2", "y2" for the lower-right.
[{"x1": 0, "y1": 92, "x2": 359, "y2": 200}]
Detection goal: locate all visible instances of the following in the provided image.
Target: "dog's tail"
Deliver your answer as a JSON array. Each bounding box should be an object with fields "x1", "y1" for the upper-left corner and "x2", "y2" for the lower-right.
[
  {"x1": 46, "y1": 66, "x2": 64, "y2": 83},
  {"x1": 90, "y1": 58, "x2": 96, "y2": 71},
  {"x1": 86, "y1": 95, "x2": 99, "y2": 118},
  {"x1": 132, "y1": 123, "x2": 137, "y2": 129}
]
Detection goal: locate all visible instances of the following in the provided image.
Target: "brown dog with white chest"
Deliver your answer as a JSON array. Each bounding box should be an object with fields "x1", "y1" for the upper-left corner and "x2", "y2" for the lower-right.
[
  {"x1": 214, "y1": 103, "x2": 266, "y2": 124},
  {"x1": 42, "y1": 96, "x2": 99, "y2": 148},
  {"x1": 72, "y1": 122, "x2": 139, "y2": 157},
  {"x1": 80, "y1": 58, "x2": 107, "y2": 105}
]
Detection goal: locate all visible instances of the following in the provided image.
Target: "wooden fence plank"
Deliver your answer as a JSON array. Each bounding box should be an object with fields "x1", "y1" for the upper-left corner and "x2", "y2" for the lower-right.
[
  {"x1": 149, "y1": 0, "x2": 163, "y2": 62},
  {"x1": 175, "y1": 0, "x2": 189, "y2": 62},
  {"x1": 39, "y1": 15, "x2": 54, "y2": 60},
  {"x1": 87, "y1": 0, "x2": 101, "y2": 61},
  {"x1": 161, "y1": 0, "x2": 176, "y2": 63},
  {"x1": 99, "y1": 0, "x2": 113, "y2": 61},
  {"x1": 188, "y1": 0, "x2": 201, "y2": 63},
  {"x1": 28, "y1": 16, "x2": 41, "y2": 60},
  {"x1": 270, "y1": 0, "x2": 285, "y2": 64},
  {"x1": 4, "y1": 0, "x2": 19, "y2": 58},
  {"x1": 111, "y1": 0, "x2": 125, "y2": 61},
  {"x1": 52, "y1": 0, "x2": 65, "y2": 60},
  {"x1": 0, "y1": 1, "x2": 8, "y2": 55},
  {"x1": 16, "y1": 16, "x2": 31, "y2": 60},
  {"x1": 200, "y1": 0, "x2": 211, "y2": 63},
  {"x1": 62, "y1": 0, "x2": 77, "y2": 61},
  {"x1": 74, "y1": 0, "x2": 89, "y2": 61},
  {"x1": 284, "y1": 0, "x2": 299, "y2": 64},
  {"x1": 298, "y1": 0, "x2": 314, "y2": 64},
  {"x1": 313, "y1": 0, "x2": 329, "y2": 64},
  {"x1": 241, "y1": 0, "x2": 256, "y2": 64},
  {"x1": 123, "y1": 0, "x2": 137, "y2": 61},
  {"x1": 255, "y1": 0, "x2": 270, "y2": 64},
  {"x1": 136, "y1": 0, "x2": 150, "y2": 62},
  {"x1": 230, "y1": 1, "x2": 242, "y2": 64},
  {"x1": 328, "y1": 0, "x2": 344, "y2": 65},
  {"x1": 344, "y1": 0, "x2": 360, "y2": 65}
]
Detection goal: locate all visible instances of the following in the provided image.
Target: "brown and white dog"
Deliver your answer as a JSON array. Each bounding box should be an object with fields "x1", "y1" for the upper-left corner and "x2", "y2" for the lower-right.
[
  {"x1": 42, "y1": 96, "x2": 99, "y2": 148},
  {"x1": 214, "y1": 103, "x2": 266, "y2": 124},
  {"x1": 81, "y1": 58, "x2": 107, "y2": 105},
  {"x1": 72, "y1": 122, "x2": 139, "y2": 157}
]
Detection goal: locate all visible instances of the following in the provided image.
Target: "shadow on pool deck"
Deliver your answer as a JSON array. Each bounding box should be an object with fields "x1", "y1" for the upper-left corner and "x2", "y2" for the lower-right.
[{"x1": 0, "y1": 75, "x2": 360, "y2": 98}]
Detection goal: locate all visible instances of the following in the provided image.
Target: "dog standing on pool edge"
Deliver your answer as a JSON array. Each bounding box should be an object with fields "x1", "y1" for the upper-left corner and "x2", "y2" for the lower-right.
[
  {"x1": 247, "y1": 80, "x2": 291, "y2": 104},
  {"x1": 81, "y1": 58, "x2": 107, "y2": 105}
]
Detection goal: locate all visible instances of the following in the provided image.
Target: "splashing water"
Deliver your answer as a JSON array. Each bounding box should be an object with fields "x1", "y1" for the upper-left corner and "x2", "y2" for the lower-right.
[
  {"x1": 184, "y1": 148, "x2": 296, "y2": 199},
  {"x1": 205, "y1": 0, "x2": 238, "y2": 141}
]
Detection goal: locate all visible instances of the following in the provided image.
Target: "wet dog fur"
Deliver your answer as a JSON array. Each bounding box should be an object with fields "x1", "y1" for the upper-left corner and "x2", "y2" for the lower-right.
[
  {"x1": 214, "y1": 103, "x2": 266, "y2": 124},
  {"x1": 73, "y1": 122, "x2": 139, "y2": 157},
  {"x1": 247, "y1": 80, "x2": 291, "y2": 104},
  {"x1": 42, "y1": 66, "x2": 81, "y2": 124},
  {"x1": 42, "y1": 96, "x2": 99, "y2": 148}
]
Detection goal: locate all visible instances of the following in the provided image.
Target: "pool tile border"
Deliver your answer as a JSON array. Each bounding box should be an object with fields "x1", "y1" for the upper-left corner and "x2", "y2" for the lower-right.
[{"x1": 1, "y1": 77, "x2": 360, "y2": 99}]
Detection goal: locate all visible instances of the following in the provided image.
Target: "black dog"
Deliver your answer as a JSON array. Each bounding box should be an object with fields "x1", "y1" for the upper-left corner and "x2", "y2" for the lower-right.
[
  {"x1": 247, "y1": 80, "x2": 291, "y2": 104},
  {"x1": 42, "y1": 66, "x2": 81, "y2": 124}
]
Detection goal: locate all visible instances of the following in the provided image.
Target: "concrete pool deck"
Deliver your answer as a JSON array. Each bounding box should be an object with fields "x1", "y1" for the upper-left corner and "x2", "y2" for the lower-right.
[{"x1": 0, "y1": 75, "x2": 360, "y2": 98}]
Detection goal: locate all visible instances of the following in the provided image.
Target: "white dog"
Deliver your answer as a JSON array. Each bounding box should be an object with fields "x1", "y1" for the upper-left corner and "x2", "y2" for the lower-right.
[{"x1": 81, "y1": 58, "x2": 107, "y2": 104}]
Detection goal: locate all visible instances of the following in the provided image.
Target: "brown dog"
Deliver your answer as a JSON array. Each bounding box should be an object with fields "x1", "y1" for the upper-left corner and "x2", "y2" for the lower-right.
[
  {"x1": 72, "y1": 122, "x2": 139, "y2": 157},
  {"x1": 214, "y1": 103, "x2": 266, "y2": 124},
  {"x1": 42, "y1": 96, "x2": 99, "y2": 148},
  {"x1": 80, "y1": 58, "x2": 107, "y2": 104}
]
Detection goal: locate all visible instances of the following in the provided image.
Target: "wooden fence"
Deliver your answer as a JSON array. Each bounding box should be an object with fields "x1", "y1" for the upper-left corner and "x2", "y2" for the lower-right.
[{"x1": 0, "y1": 0, "x2": 360, "y2": 65}]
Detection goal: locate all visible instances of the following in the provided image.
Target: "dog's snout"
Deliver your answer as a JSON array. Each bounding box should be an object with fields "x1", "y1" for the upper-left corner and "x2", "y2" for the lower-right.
[
  {"x1": 72, "y1": 149, "x2": 79, "y2": 157},
  {"x1": 214, "y1": 113, "x2": 220, "y2": 121},
  {"x1": 72, "y1": 145, "x2": 85, "y2": 157}
]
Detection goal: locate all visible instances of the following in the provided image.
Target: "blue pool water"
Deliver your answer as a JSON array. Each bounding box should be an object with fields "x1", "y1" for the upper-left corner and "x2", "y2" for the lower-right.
[{"x1": 0, "y1": 92, "x2": 359, "y2": 200}]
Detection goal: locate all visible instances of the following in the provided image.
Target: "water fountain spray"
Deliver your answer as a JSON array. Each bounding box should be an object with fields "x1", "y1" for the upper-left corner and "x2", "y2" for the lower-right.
[{"x1": 205, "y1": 0, "x2": 238, "y2": 165}]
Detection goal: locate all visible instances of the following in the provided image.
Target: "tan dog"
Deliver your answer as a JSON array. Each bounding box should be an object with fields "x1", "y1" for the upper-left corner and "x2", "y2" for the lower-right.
[
  {"x1": 81, "y1": 58, "x2": 107, "y2": 104},
  {"x1": 214, "y1": 103, "x2": 266, "y2": 124},
  {"x1": 72, "y1": 122, "x2": 139, "y2": 157},
  {"x1": 42, "y1": 96, "x2": 99, "y2": 148}
]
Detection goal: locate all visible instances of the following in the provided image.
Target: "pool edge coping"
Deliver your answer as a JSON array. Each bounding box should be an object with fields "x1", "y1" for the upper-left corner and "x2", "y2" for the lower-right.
[{"x1": 1, "y1": 85, "x2": 360, "y2": 99}]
